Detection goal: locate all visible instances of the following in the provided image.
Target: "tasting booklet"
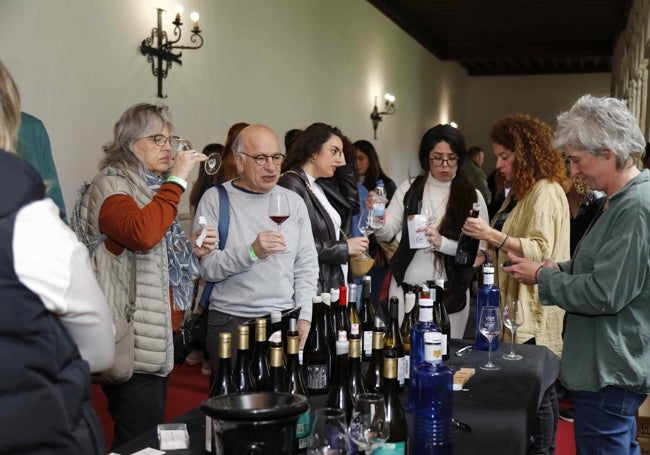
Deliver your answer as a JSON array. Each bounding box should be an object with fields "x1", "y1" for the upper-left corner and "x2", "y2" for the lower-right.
[{"x1": 407, "y1": 214, "x2": 430, "y2": 249}]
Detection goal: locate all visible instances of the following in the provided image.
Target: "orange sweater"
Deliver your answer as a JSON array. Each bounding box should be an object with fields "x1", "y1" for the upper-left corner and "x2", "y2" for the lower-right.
[{"x1": 98, "y1": 182, "x2": 185, "y2": 331}]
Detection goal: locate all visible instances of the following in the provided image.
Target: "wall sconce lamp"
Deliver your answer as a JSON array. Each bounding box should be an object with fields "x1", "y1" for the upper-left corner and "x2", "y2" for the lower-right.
[
  {"x1": 370, "y1": 93, "x2": 396, "y2": 139},
  {"x1": 140, "y1": 5, "x2": 204, "y2": 98}
]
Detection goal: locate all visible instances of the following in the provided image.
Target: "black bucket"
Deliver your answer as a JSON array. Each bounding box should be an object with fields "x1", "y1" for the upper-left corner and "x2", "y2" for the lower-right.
[{"x1": 202, "y1": 392, "x2": 309, "y2": 455}]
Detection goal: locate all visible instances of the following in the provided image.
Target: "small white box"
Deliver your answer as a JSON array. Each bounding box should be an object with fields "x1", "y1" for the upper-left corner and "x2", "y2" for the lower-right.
[{"x1": 157, "y1": 423, "x2": 189, "y2": 450}]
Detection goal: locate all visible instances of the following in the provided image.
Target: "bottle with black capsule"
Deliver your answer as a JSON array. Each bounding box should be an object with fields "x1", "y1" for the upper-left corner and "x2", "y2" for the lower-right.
[
  {"x1": 232, "y1": 324, "x2": 254, "y2": 393},
  {"x1": 383, "y1": 296, "x2": 406, "y2": 389},
  {"x1": 326, "y1": 331, "x2": 354, "y2": 423},
  {"x1": 250, "y1": 317, "x2": 270, "y2": 391},
  {"x1": 432, "y1": 278, "x2": 451, "y2": 361},
  {"x1": 206, "y1": 332, "x2": 235, "y2": 454},
  {"x1": 321, "y1": 292, "x2": 336, "y2": 354},
  {"x1": 364, "y1": 317, "x2": 385, "y2": 394},
  {"x1": 381, "y1": 348, "x2": 409, "y2": 454},
  {"x1": 455, "y1": 202, "x2": 481, "y2": 266},
  {"x1": 399, "y1": 291, "x2": 416, "y2": 384},
  {"x1": 359, "y1": 276, "x2": 375, "y2": 361},
  {"x1": 412, "y1": 331, "x2": 453, "y2": 455},
  {"x1": 286, "y1": 324, "x2": 310, "y2": 453},
  {"x1": 303, "y1": 295, "x2": 331, "y2": 395}
]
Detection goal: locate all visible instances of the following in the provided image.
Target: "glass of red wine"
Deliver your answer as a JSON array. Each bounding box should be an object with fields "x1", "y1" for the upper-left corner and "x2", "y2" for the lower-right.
[{"x1": 268, "y1": 192, "x2": 290, "y2": 254}]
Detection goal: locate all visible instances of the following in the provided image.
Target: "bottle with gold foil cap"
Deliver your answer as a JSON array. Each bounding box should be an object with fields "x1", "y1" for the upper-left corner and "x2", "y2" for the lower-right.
[
  {"x1": 250, "y1": 318, "x2": 270, "y2": 391},
  {"x1": 232, "y1": 325, "x2": 254, "y2": 392}
]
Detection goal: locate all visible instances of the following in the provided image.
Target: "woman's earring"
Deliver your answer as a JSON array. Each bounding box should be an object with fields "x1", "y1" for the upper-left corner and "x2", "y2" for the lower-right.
[{"x1": 309, "y1": 156, "x2": 316, "y2": 163}]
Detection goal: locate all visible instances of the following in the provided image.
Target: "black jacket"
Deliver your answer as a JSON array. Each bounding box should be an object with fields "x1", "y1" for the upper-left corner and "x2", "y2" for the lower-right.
[
  {"x1": 278, "y1": 164, "x2": 359, "y2": 292},
  {"x1": 0, "y1": 150, "x2": 105, "y2": 454}
]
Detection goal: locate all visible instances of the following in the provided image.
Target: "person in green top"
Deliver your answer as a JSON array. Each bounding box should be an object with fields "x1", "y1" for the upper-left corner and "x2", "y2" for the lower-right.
[
  {"x1": 504, "y1": 94, "x2": 650, "y2": 455},
  {"x1": 17, "y1": 112, "x2": 68, "y2": 222}
]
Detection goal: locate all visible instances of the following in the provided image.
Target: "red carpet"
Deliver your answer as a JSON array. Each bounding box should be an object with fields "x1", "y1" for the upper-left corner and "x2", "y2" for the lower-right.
[
  {"x1": 92, "y1": 363, "x2": 575, "y2": 453},
  {"x1": 92, "y1": 362, "x2": 210, "y2": 449}
]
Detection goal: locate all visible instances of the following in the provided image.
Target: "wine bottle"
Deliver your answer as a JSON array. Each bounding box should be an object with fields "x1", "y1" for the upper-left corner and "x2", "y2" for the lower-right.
[
  {"x1": 270, "y1": 310, "x2": 283, "y2": 337},
  {"x1": 266, "y1": 331, "x2": 288, "y2": 392},
  {"x1": 206, "y1": 332, "x2": 235, "y2": 454},
  {"x1": 455, "y1": 202, "x2": 481, "y2": 266},
  {"x1": 303, "y1": 295, "x2": 331, "y2": 395},
  {"x1": 432, "y1": 279, "x2": 451, "y2": 361},
  {"x1": 328, "y1": 288, "x2": 340, "y2": 341},
  {"x1": 399, "y1": 291, "x2": 416, "y2": 384},
  {"x1": 333, "y1": 285, "x2": 350, "y2": 339},
  {"x1": 383, "y1": 296, "x2": 406, "y2": 389},
  {"x1": 359, "y1": 276, "x2": 375, "y2": 361},
  {"x1": 321, "y1": 292, "x2": 336, "y2": 364},
  {"x1": 348, "y1": 336, "x2": 366, "y2": 400},
  {"x1": 232, "y1": 324, "x2": 254, "y2": 393},
  {"x1": 326, "y1": 331, "x2": 354, "y2": 424},
  {"x1": 286, "y1": 327, "x2": 310, "y2": 454},
  {"x1": 474, "y1": 263, "x2": 500, "y2": 351},
  {"x1": 347, "y1": 283, "x2": 360, "y2": 338},
  {"x1": 407, "y1": 297, "x2": 439, "y2": 410},
  {"x1": 381, "y1": 348, "x2": 409, "y2": 454},
  {"x1": 364, "y1": 317, "x2": 385, "y2": 394},
  {"x1": 412, "y1": 332, "x2": 453, "y2": 455},
  {"x1": 250, "y1": 318, "x2": 270, "y2": 391}
]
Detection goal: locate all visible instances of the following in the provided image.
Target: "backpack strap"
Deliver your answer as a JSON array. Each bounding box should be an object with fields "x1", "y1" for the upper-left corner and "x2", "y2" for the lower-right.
[{"x1": 197, "y1": 184, "x2": 229, "y2": 309}]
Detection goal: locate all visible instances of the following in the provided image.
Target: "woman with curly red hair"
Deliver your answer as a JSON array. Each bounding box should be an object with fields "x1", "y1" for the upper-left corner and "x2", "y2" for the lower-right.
[{"x1": 461, "y1": 114, "x2": 570, "y2": 454}]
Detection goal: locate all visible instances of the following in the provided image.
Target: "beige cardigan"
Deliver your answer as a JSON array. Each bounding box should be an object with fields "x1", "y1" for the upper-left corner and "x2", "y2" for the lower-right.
[{"x1": 494, "y1": 179, "x2": 570, "y2": 356}]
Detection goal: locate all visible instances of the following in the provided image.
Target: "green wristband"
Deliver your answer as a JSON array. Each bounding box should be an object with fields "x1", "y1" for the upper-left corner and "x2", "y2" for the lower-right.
[
  {"x1": 165, "y1": 175, "x2": 187, "y2": 190},
  {"x1": 249, "y1": 244, "x2": 258, "y2": 260}
]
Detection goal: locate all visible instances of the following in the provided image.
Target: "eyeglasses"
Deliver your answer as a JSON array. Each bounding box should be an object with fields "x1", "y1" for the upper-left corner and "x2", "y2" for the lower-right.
[
  {"x1": 239, "y1": 152, "x2": 285, "y2": 166},
  {"x1": 429, "y1": 155, "x2": 458, "y2": 166},
  {"x1": 146, "y1": 134, "x2": 180, "y2": 147}
]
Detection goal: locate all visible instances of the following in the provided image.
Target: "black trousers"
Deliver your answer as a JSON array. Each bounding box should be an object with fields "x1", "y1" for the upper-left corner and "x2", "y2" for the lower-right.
[{"x1": 102, "y1": 373, "x2": 169, "y2": 450}]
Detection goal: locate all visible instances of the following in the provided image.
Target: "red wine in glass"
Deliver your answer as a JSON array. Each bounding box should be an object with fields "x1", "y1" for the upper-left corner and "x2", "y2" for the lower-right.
[
  {"x1": 269, "y1": 215, "x2": 289, "y2": 225},
  {"x1": 268, "y1": 192, "x2": 290, "y2": 233}
]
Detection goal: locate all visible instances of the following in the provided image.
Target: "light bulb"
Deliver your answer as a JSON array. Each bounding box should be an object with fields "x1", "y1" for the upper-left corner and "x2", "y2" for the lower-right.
[
  {"x1": 384, "y1": 93, "x2": 396, "y2": 103},
  {"x1": 190, "y1": 11, "x2": 200, "y2": 22},
  {"x1": 175, "y1": 4, "x2": 184, "y2": 15},
  {"x1": 450, "y1": 122, "x2": 458, "y2": 128}
]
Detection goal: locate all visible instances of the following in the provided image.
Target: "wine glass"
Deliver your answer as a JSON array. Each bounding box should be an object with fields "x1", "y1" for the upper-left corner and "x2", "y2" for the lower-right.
[
  {"x1": 171, "y1": 138, "x2": 222, "y2": 176},
  {"x1": 268, "y1": 192, "x2": 290, "y2": 254},
  {"x1": 268, "y1": 192, "x2": 290, "y2": 233},
  {"x1": 421, "y1": 200, "x2": 438, "y2": 253},
  {"x1": 357, "y1": 209, "x2": 374, "y2": 260},
  {"x1": 308, "y1": 408, "x2": 351, "y2": 455},
  {"x1": 348, "y1": 393, "x2": 390, "y2": 454},
  {"x1": 502, "y1": 299, "x2": 525, "y2": 360},
  {"x1": 478, "y1": 306, "x2": 502, "y2": 371}
]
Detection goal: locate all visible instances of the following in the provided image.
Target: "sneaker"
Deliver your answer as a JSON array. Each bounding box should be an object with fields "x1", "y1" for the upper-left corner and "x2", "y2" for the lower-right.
[
  {"x1": 201, "y1": 360, "x2": 212, "y2": 376},
  {"x1": 559, "y1": 407, "x2": 574, "y2": 423},
  {"x1": 185, "y1": 349, "x2": 203, "y2": 365}
]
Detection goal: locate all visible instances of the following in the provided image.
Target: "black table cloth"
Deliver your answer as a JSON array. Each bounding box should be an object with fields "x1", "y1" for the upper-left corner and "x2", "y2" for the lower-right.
[{"x1": 113, "y1": 339, "x2": 560, "y2": 455}]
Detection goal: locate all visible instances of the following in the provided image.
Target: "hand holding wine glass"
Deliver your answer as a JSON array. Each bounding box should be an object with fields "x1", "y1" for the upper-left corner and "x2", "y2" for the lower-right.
[
  {"x1": 478, "y1": 306, "x2": 502, "y2": 371},
  {"x1": 349, "y1": 393, "x2": 390, "y2": 454},
  {"x1": 357, "y1": 209, "x2": 374, "y2": 260},
  {"x1": 502, "y1": 299, "x2": 525, "y2": 360},
  {"x1": 171, "y1": 138, "x2": 222, "y2": 176},
  {"x1": 268, "y1": 192, "x2": 290, "y2": 254},
  {"x1": 422, "y1": 201, "x2": 438, "y2": 253}
]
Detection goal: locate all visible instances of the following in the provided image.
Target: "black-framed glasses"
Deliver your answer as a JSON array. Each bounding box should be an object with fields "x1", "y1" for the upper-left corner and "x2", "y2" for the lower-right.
[
  {"x1": 146, "y1": 134, "x2": 180, "y2": 147},
  {"x1": 429, "y1": 155, "x2": 458, "y2": 166},
  {"x1": 240, "y1": 152, "x2": 285, "y2": 166}
]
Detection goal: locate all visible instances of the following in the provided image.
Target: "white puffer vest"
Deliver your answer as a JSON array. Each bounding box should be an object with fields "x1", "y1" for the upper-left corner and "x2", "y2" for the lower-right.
[{"x1": 75, "y1": 166, "x2": 173, "y2": 376}]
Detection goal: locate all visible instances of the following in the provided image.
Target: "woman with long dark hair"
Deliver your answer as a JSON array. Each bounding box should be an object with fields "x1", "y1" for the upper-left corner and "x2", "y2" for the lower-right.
[
  {"x1": 375, "y1": 124, "x2": 488, "y2": 337},
  {"x1": 278, "y1": 122, "x2": 366, "y2": 292}
]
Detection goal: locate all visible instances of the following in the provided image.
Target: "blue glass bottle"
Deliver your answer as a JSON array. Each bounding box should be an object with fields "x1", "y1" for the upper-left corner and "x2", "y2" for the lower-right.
[
  {"x1": 407, "y1": 297, "x2": 439, "y2": 410},
  {"x1": 412, "y1": 332, "x2": 453, "y2": 455},
  {"x1": 474, "y1": 264, "x2": 500, "y2": 351}
]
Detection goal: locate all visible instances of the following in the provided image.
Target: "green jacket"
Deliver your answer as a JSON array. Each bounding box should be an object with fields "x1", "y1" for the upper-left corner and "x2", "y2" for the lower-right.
[{"x1": 538, "y1": 169, "x2": 650, "y2": 394}]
